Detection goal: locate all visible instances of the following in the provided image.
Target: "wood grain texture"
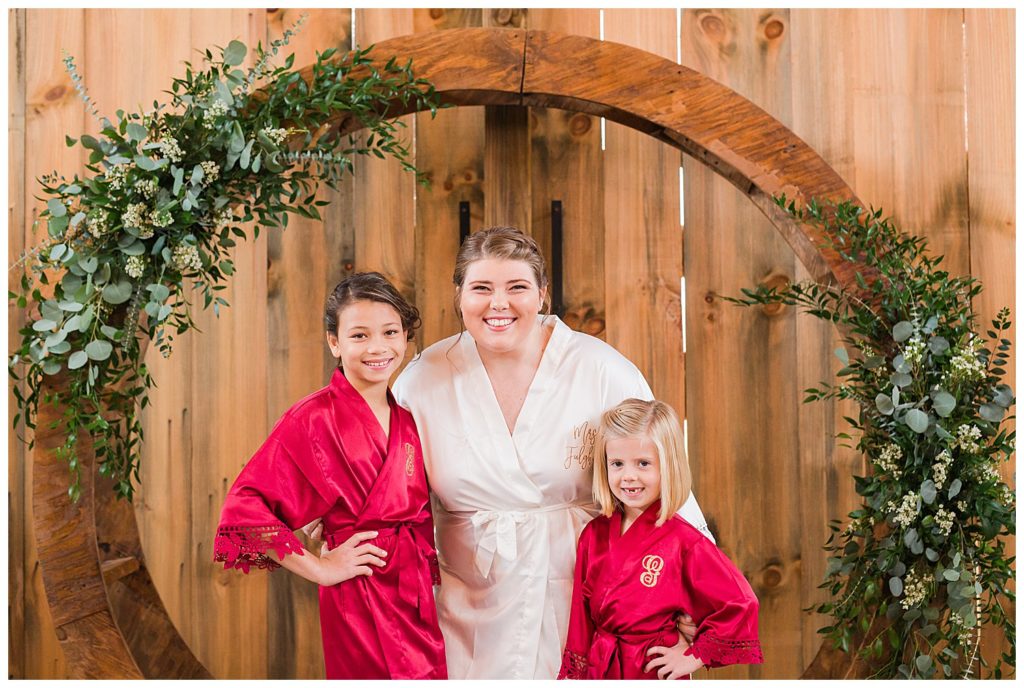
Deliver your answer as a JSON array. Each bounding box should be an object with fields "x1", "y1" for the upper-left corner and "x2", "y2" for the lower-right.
[
  {"x1": 91, "y1": 10, "x2": 198, "y2": 677},
  {"x1": 18, "y1": 8, "x2": 87, "y2": 679},
  {"x1": 788, "y1": 9, "x2": 865, "y2": 671},
  {"x1": 965, "y1": 8, "x2": 1015, "y2": 675},
  {"x1": 8, "y1": 7, "x2": 28, "y2": 679},
  {"x1": 12, "y1": 9, "x2": 1015, "y2": 680},
  {"x1": 412, "y1": 9, "x2": 485, "y2": 348},
  {"x1": 264, "y1": 8, "x2": 352, "y2": 679},
  {"x1": 526, "y1": 9, "x2": 604, "y2": 337},
  {"x1": 681, "y1": 8, "x2": 802, "y2": 679},
  {"x1": 355, "y1": 8, "x2": 417, "y2": 301},
  {"x1": 602, "y1": 9, "x2": 685, "y2": 428},
  {"x1": 187, "y1": 10, "x2": 270, "y2": 680}
]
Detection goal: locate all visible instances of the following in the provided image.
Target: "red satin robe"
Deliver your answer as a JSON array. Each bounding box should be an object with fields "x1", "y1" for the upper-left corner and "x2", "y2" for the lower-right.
[
  {"x1": 214, "y1": 369, "x2": 447, "y2": 679},
  {"x1": 558, "y1": 501, "x2": 762, "y2": 680}
]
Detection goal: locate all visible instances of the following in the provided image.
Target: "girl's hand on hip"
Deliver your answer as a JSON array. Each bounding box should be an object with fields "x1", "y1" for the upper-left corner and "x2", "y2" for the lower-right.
[
  {"x1": 316, "y1": 531, "x2": 387, "y2": 586},
  {"x1": 644, "y1": 632, "x2": 704, "y2": 680}
]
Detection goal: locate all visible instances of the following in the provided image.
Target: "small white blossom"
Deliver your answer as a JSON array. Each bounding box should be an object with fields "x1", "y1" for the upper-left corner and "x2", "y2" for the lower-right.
[
  {"x1": 934, "y1": 507, "x2": 955, "y2": 537},
  {"x1": 900, "y1": 568, "x2": 930, "y2": 610},
  {"x1": 134, "y1": 178, "x2": 158, "y2": 199},
  {"x1": 875, "y1": 443, "x2": 903, "y2": 477},
  {"x1": 213, "y1": 207, "x2": 235, "y2": 230},
  {"x1": 105, "y1": 164, "x2": 129, "y2": 190},
  {"x1": 200, "y1": 160, "x2": 220, "y2": 183},
  {"x1": 931, "y1": 449, "x2": 953, "y2": 489},
  {"x1": 956, "y1": 499, "x2": 968, "y2": 512},
  {"x1": 203, "y1": 99, "x2": 229, "y2": 129},
  {"x1": 172, "y1": 243, "x2": 202, "y2": 272},
  {"x1": 124, "y1": 255, "x2": 146, "y2": 279},
  {"x1": 902, "y1": 335, "x2": 926, "y2": 368},
  {"x1": 943, "y1": 337, "x2": 986, "y2": 386},
  {"x1": 151, "y1": 208, "x2": 173, "y2": 228},
  {"x1": 261, "y1": 127, "x2": 289, "y2": 146},
  {"x1": 891, "y1": 492, "x2": 921, "y2": 528},
  {"x1": 955, "y1": 424, "x2": 983, "y2": 455},
  {"x1": 122, "y1": 202, "x2": 148, "y2": 229},
  {"x1": 86, "y1": 212, "x2": 110, "y2": 238},
  {"x1": 157, "y1": 136, "x2": 184, "y2": 163}
]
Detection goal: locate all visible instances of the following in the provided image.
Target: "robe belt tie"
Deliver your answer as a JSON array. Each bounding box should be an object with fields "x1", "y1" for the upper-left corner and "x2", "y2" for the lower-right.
[
  {"x1": 590, "y1": 624, "x2": 678, "y2": 679},
  {"x1": 466, "y1": 502, "x2": 589, "y2": 578},
  {"x1": 326, "y1": 523, "x2": 434, "y2": 622}
]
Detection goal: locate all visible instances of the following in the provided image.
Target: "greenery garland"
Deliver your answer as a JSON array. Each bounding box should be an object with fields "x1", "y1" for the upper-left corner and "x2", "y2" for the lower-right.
[
  {"x1": 730, "y1": 198, "x2": 1015, "y2": 679},
  {"x1": 9, "y1": 18, "x2": 440, "y2": 501}
]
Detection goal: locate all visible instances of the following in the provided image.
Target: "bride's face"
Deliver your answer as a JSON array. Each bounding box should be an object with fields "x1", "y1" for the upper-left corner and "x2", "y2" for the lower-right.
[{"x1": 458, "y1": 258, "x2": 547, "y2": 355}]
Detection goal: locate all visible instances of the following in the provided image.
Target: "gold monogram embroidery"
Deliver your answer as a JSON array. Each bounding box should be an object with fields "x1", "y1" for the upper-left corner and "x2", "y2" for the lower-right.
[
  {"x1": 640, "y1": 554, "x2": 664, "y2": 588},
  {"x1": 404, "y1": 442, "x2": 415, "y2": 477},
  {"x1": 564, "y1": 421, "x2": 599, "y2": 470}
]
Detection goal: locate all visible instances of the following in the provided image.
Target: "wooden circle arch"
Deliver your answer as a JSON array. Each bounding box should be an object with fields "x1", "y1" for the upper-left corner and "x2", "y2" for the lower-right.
[{"x1": 33, "y1": 27, "x2": 871, "y2": 679}]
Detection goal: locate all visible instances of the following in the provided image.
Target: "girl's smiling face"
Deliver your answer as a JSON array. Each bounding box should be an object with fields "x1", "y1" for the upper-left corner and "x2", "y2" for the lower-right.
[
  {"x1": 458, "y1": 258, "x2": 546, "y2": 355},
  {"x1": 327, "y1": 299, "x2": 407, "y2": 393},
  {"x1": 605, "y1": 435, "x2": 662, "y2": 519}
]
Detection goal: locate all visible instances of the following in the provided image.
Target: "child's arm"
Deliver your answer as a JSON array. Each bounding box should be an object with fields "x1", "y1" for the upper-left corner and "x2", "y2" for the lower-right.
[
  {"x1": 557, "y1": 526, "x2": 597, "y2": 680},
  {"x1": 269, "y1": 531, "x2": 387, "y2": 586},
  {"x1": 677, "y1": 538, "x2": 763, "y2": 669}
]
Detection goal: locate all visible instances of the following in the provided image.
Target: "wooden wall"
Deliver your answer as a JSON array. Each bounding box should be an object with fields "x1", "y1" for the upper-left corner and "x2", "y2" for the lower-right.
[{"x1": 8, "y1": 8, "x2": 1014, "y2": 679}]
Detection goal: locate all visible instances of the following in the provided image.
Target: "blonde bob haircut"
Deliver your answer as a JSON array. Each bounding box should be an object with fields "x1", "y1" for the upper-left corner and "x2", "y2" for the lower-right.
[{"x1": 594, "y1": 398, "x2": 692, "y2": 526}]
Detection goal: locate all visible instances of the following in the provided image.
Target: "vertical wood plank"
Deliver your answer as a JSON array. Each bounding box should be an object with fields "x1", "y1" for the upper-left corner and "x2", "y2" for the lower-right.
[
  {"x1": 846, "y1": 9, "x2": 970, "y2": 275},
  {"x1": 965, "y1": 8, "x2": 1015, "y2": 674},
  {"x1": 603, "y1": 9, "x2": 685, "y2": 428},
  {"x1": 788, "y1": 9, "x2": 865, "y2": 669},
  {"x1": 681, "y1": 7, "x2": 802, "y2": 679},
  {"x1": 81, "y1": 10, "x2": 195, "y2": 675},
  {"x1": 412, "y1": 8, "x2": 484, "y2": 349},
  {"x1": 482, "y1": 8, "x2": 530, "y2": 235},
  {"x1": 19, "y1": 8, "x2": 87, "y2": 679},
  {"x1": 263, "y1": 7, "x2": 352, "y2": 679},
  {"x1": 354, "y1": 8, "x2": 416, "y2": 304},
  {"x1": 9, "y1": 8, "x2": 28, "y2": 679},
  {"x1": 526, "y1": 9, "x2": 604, "y2": 337},
  {"x1": 187, "y1": 9, "x2": 269, "y2": 679}
]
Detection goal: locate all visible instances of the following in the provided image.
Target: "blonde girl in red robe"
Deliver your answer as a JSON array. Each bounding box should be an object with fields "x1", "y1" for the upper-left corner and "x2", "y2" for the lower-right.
[
  {"x1": 214, "y1": 272, "x2": 446, "y2": 679},
  {"x1": 559, "y1": 398, "x2": 762, "y2": 680}
]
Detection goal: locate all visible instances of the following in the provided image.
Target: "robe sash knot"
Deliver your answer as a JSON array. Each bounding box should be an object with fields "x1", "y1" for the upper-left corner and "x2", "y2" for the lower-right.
[
  {"x1": 590, "y1": 624, "x2": 678, "y2": 679},
  {"x1": 467, "y1": 502, "x2": 589, "y2": 577}
]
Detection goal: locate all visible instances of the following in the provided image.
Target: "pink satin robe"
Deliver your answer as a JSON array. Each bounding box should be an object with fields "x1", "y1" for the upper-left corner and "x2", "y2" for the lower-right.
[
  {"x1": 559, "y1": 501, "x2": 762, "y2": 680},
  {"x1": 214, "y1": 369, "x2": 446, "y2": 679}
]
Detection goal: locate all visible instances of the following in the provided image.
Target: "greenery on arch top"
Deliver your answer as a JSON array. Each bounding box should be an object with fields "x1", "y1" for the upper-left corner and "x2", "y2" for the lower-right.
[
  {"x1": 9, "y1": 19, "x2": 441, "y2": 502},
  {"x1": 730, "y1": 198, "x2": 1015, "y2": 679}
]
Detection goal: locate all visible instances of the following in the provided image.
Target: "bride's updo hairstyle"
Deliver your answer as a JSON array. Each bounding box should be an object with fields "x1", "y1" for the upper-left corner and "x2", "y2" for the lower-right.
[{"x1": 452, "y1": 226, "x2": 552, "y2": 315}]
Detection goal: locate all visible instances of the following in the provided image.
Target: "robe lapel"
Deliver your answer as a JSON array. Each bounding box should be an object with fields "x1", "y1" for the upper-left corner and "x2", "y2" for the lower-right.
[
  {"x1": 358, "y1": 392, "x2": 427, "y2": 524},
  {"x1": 599, "y1": 502, "x2": 664, "y2": 598}
]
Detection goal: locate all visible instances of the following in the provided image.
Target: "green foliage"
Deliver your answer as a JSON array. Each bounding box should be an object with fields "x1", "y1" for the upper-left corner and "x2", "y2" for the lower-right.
[
  {"x1": 728, "y1": 198, "x2": 1015, "y2": 679},
  {"x1": 9, "y1": 16, "x2": 441, "y2": 502}
]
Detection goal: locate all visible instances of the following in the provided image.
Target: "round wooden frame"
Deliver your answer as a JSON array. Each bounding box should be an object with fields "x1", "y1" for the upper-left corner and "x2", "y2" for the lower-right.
[{"x1": 32, "y1": 28, "x2": 868, "y2": 679}]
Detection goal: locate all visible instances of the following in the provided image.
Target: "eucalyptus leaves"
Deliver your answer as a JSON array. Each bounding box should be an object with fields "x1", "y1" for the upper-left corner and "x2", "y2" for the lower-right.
[
  {"x1": 10, "y1": 18, "x2": 440, "y2": 501},
  {"x1": 731, "y1": 199, "x2": 1015, "y2": 679}
]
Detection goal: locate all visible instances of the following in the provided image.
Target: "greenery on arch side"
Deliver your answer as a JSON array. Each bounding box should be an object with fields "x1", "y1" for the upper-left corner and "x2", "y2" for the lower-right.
[
  {"x1": 727, "y1": 198, "x2": 1015, "y2": 679},
  {"x1": 9, "y1": 19, "x2": 442, "y2": 503}
]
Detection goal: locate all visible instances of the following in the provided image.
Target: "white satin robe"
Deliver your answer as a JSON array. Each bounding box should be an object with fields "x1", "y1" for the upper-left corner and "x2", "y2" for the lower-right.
[{"x1": 393, "y1": 316, "x2": 713, "y2": 679}]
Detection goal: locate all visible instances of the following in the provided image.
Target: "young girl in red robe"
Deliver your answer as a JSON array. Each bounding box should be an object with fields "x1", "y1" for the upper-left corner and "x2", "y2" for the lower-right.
[
  {"x1": 558, "y1": 398, "x2": 762, "y2": 680},
  {"x1": 214, "y1": 272, "x2": 446, "y2": 680}
]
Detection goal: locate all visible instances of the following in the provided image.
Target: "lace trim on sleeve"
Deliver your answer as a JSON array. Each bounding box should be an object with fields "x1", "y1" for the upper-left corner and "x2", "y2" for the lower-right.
[
  {"x1": 557, "y1": 648, "x2": 589, "y2": 680},
  {"x1": 686, "y1": 634, "x2": 764, "y2": 668},
  {"x1": 214, "y1": 524, "x2": 304, "y2": 573}
]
